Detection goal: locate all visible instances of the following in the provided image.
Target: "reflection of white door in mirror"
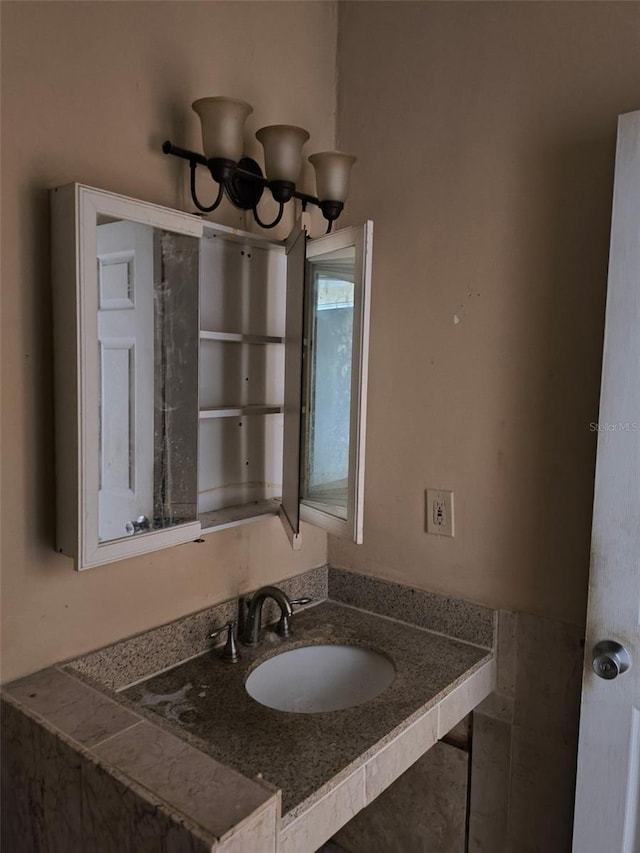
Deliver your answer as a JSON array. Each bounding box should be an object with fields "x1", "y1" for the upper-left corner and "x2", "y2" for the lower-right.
[
  {"x1": 97, "y1": 221, "x2": 154, "y2": 542},
  {"x1": 52, "y1": 184, "x2": 203, "y2": 570}
]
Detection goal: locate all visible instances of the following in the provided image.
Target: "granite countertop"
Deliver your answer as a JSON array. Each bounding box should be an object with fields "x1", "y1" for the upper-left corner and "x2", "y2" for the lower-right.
[
  {"x1": 118, "y1": 601, "x2": 491, "y2": 821},
  {"x1": 3, "y1": 569, "x2": 496, "y2": 852}
]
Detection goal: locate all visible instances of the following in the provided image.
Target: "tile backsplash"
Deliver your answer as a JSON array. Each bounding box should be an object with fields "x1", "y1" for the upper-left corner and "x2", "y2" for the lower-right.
[
  {"x1": 67, "y1": 564, "x2": 495, "y2": 693},
  {"x1": 67, "y1": 565, "x2": 328, "y2": 691},
  {"x1": 328, "y1": 566, "x2": 496, "y2": 648}
]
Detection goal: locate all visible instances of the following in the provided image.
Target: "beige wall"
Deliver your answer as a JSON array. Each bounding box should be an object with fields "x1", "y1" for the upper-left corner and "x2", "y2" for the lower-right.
[
  {"x1": 332, "y1": 1, "x2": 640, "y2": 627},
  {"x1": 3, "y1": 0, "x2": 638, "y2": 683},
  {"x1": 0, "y1": 1, "x2": 335, "y2": 683}
]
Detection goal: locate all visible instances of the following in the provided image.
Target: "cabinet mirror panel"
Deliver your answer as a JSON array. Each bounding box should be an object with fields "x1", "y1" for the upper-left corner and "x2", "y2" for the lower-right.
[
  {"x1": 95, "y1": 216, "x2": 199, "y2": 543},
  {"x1": 302, "y1": 245, "x2": 355, "y2": 519},
  {"x1": 295, "y1": 221, "x2": 372, "y2": 544}
]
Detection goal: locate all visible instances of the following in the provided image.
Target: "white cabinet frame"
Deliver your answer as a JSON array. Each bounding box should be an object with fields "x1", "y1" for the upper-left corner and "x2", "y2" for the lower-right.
[
  {"x1": 52, "y1": 185, "x2": 203, "y2": 569},
  {"x1": 52, "y1": 184, "x2": 373, "y2": 569}
]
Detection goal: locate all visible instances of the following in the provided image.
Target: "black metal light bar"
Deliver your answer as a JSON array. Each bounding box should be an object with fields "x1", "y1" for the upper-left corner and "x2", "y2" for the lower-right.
[{"x1": 162, "y1": 140, "x2": 341, "y2": 231}]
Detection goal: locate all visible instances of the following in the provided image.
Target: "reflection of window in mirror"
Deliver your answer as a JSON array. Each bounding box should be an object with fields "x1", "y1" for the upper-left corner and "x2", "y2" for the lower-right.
[{"x1": 302, "y1": 246, "x2": 356, "y2": 520}]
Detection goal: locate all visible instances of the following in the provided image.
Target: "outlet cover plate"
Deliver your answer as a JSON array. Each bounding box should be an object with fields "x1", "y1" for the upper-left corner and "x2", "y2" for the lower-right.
[{"x1": 425, "y1": 489, "x2": 455, "y2": 537}]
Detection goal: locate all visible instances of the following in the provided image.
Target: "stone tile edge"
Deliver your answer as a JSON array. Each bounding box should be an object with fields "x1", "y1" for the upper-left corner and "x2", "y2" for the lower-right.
[
  {"x1": 281, "y1": 652, "x2": 494, "y2": 830},
  {"x1": 279, "y1": 764, "x2": 367, "y2": 851},
  {"x1": 92, "y1": 718, "x2": 276, "y2": 840},
  {"x1": 218, "y1": 795, "x2": 280, "y2": 848},
  {"x1": 437, "y1": 659, "x2": 496, "y2": 738},
  {"x1": 1, "y1": 665, "x2": 143, "y2": 752},
  {"x1": 0, "y1": 693, "x2": 220, "y2": 850}
]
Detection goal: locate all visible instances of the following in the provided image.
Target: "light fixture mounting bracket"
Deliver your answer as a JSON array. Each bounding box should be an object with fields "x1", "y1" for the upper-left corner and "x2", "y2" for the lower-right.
[{"x1": 225, "y1": 157, "x2": 264, "y2": 210}]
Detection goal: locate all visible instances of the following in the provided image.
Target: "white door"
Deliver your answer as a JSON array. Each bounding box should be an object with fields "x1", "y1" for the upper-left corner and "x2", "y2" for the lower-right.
[
  {"x1": 96, "y1": 220, "x2": 154, "y2": 542},
  {"x1": 573, "y1": 110, "x2": 640, "y2": 852}
]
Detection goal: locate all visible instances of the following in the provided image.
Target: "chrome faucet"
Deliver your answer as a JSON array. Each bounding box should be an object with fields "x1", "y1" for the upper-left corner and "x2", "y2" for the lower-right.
[{"x1": 240, "y1": 585, "x2": 311, "y2": 646}]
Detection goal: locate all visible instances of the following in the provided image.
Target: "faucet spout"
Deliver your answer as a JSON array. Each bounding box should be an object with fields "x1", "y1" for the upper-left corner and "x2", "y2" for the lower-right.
[{"x1": 241, "y1": 585, "x2": 293, "y2": 646}]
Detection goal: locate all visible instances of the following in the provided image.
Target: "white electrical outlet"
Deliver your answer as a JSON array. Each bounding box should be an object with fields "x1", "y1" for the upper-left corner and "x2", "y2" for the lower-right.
[{"x1": 425, "y1": 489, "x2": 455, "y2": 537}]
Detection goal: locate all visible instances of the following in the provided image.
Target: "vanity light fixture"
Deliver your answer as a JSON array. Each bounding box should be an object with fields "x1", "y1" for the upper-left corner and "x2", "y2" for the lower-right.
[{"x1": 162, "y1": 96, "x2": 356, "y2": 231}]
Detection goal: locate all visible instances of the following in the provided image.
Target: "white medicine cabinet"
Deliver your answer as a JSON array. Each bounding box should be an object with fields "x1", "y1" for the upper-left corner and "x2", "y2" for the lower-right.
[{"x1": 51, "y1": 184, "x2": 372, "y2": 569}]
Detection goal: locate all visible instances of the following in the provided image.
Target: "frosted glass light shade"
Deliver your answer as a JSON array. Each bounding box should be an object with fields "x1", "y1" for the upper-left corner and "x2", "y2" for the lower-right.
[
  {"x1": 256, "y1": 125, "x2": 310, "y2": 183},
  {"x1": 308, "y1": 151, "x2": 357, "y2": 203},
  {"x1": 192, "y1": 97, "x2": 253, "y2": 162}
]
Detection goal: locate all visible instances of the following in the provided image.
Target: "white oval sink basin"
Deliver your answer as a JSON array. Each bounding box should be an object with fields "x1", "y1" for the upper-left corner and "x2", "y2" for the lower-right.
[{"x1": 245, "y1": 644, "x2": 396, "y2": 713}]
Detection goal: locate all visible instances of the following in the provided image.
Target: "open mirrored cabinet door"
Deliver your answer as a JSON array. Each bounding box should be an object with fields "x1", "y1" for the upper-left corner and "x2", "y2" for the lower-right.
[
  {"x1": 52, "y1": 185, "x2": 204, "y2": 569},
  {"x1": 279, "y1": 223, "x2": 307, "y2": 550},
  {"x1": 53, "y1": 183, "x2": 372, "y2": 567},
  {"x1": 281, "y1": 221, "x2": 373, "y2": 546}
]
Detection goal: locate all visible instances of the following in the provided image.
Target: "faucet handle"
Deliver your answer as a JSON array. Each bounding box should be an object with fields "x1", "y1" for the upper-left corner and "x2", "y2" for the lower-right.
[
  {"x1": 208, "y1": 621, "x2": 241, "y2": 664},
  {"x1": 276, "y1": 597, "x2": 312, "y2": 638}
]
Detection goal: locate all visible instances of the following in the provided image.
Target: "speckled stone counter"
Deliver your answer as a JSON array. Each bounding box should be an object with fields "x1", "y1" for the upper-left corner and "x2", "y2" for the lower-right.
[
  {"x1": 2, "y1": 568, "x2": 496, "y2": 853},
  {"x1": 119, "y1": 601, "x2": 490, "y2": 822}
]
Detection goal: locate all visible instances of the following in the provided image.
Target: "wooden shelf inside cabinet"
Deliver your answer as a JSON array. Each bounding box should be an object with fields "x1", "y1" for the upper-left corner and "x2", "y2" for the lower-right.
[
  {"x1": 199, "y1": 499, "x2": 281, "y2": 533},
  {"x1": 199, "y1": 405, "x2": 284, "y2": 419},
  {"x1": 199, "y1": 331, "x2": 285, "y2": 345}
]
